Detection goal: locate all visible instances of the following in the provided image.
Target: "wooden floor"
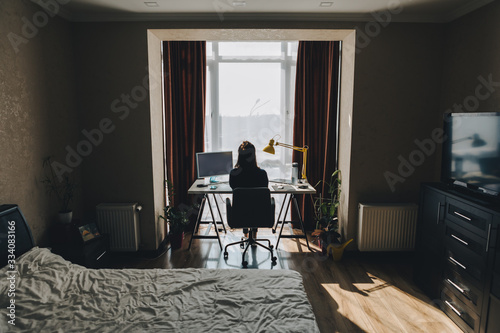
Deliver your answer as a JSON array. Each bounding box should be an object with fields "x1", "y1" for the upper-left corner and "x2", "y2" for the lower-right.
[{"x1": 111, "y1": 226, "x2": 462, "y2": 333}]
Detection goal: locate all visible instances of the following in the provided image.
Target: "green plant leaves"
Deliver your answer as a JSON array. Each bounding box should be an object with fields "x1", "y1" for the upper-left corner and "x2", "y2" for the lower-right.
[
  {"x1": 313, "y1": 170, "x2": 341, "y2": 239},
  {"x1": 161, "y1": 180, "x2": 194, "y2": 234},
  {"x1": 41, "y1": 156, "x2": 77, "y2": 212}
]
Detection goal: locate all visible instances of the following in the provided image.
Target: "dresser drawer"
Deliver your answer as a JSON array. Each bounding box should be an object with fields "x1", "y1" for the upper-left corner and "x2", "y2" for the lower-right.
[
  {"x1": 446, "y1": 247, "x2": 485, "y2": 285},
  {"x1": 441, "y1": 287, "x2": 480, "y2": 333},
  {"x1": 446, "y1": 198, "x2": 492, "y2": 237},
  {"x1": 80, "y1": 235, "x2": 110, "y2": 268},
  {"x1": 443, "y1": 267, "x2": 483, "y2": 314},
  {"x1": 445, "y1": 221, "x2": 487, "y2": 258},
  {"x1": 84, "y1": 248, "x2": 109, "y2": 268}
]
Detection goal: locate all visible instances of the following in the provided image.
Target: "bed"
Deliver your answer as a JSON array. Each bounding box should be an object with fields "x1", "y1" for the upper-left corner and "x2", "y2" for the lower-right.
[{"x1": 0, "y1": 205, "x2": 320, "y2": 332}]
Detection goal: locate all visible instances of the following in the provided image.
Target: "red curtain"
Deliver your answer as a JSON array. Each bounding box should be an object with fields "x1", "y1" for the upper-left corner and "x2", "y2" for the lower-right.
[
  {"x1": 163, "y1": 41, "x2": 206, "y2": 209},
  {"x1": 293, "y1": 41, "x2": 340, "y2": 229}
]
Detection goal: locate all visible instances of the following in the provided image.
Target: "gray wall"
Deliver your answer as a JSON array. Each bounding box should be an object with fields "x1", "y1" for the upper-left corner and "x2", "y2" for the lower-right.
[
  {"x1": 347, "y1": 0, "x2": 500, "y2": 242},
  {"x1": 346, "y1": 23, "x2": 446, "y2": 243},
  {"x1": 432, "y1": 1, "x2": 500, "y2": 203},
  {"x1": 440, "y1": 1, "x2": 500, "y2": 112},
  {"x1": 73, "y1": 20, "x2": 446, "y2": 247},
  {"x1": 73, "y1": 23, "x2": 157, "y2": 250},
  {"x1": 0, "y1": 0, "x2": 81, "y2": 246},
  {"x1": 3, "y1": 0, "x2": 499, "y2": 250}
]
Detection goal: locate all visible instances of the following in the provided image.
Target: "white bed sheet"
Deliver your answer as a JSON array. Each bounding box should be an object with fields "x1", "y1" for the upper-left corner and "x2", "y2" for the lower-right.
[{"x1": 0, "y1": 247, "x2": 320, "y2": 333}]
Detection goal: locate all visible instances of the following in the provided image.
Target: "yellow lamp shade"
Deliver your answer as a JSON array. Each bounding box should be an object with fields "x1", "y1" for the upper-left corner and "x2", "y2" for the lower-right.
[
  {"x1": 263, "y1": 139, "x2": 276, "y2": 154},
  {"x1": 262, "y1": 136, "x2": 309, "y2": 180}
]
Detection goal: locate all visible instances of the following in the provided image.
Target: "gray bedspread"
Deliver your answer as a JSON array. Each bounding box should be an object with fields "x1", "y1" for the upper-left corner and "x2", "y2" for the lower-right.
[{"x1": 0, "y1": 247, "x2": 320, "y2": 332}]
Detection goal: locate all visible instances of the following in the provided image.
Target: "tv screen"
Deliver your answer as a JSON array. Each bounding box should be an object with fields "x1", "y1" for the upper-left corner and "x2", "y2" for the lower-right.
[
  {"x1": 442, "y1": 112, "x2": 500, "y2": 196},
  {"x1": 196, "y1": 151, "x2": 233, "y2": 178}
]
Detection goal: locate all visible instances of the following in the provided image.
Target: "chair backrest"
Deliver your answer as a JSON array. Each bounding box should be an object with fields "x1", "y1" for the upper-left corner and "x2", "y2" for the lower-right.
[{"x1": 228, "y1": 187, "x2": 274, "y2": 229}]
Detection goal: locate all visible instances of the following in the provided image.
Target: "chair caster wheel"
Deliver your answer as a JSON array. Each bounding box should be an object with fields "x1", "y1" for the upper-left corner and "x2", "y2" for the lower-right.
[
  {"x1": 223, "y1": 252, "x2": 228, "y2": 259},
  {"x1": 272, "y1": 229, "x2": 276, "y2": 234},
  {"x1": 242, "y1": 261, "x2": 248, "y2": 268},
  {"x1": 270, "y1": 245, "x2": 274, "y2": 250},
  {"x1": 272, "y1": 256, "x2": 277, "y2": 262},
  {"x1": 240, "y1": 243, "x2": 245, "y2": 249}
]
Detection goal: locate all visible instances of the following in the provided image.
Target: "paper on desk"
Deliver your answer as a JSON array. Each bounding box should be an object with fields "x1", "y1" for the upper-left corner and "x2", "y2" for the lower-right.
[{"x1": 272, "y1": 185, "x2": 295, "y2": 192}]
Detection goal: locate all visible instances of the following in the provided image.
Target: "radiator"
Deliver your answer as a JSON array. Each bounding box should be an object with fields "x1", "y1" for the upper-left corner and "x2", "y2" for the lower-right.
[
  {"x1": 358, "y1": 203, "x2": 418, "y2": 251},
  {"x1": 96, "y1": 203, "x2": 141, "y2": 252}
]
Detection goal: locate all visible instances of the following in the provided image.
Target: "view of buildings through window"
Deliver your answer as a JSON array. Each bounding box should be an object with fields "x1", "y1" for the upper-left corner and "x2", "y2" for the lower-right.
[{"x1": 205, "y1": 41, "x2": 299, "y2": 181}]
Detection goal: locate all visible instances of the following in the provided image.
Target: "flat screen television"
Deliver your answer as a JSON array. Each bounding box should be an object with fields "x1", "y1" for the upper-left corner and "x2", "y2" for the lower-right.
[
  {"x1": 441, "y1": 112, "x2": 500, "y2": 197},
  {"x1": 196, "y1": 151, "x2": 233, "y2": 178}
]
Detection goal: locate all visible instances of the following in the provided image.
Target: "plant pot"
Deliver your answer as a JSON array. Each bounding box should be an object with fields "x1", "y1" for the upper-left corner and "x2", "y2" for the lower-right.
[
  {"x1": 319, "y1": 232, "x2": 340, "y2": 254},
  {"x1": 57, "y1": 211, "x2": 73, "y2": 224},
  {"x1": 170, "y1": 232, "x2": 184, "y2": 250},
  {"x1": 312, "y1": 229, "x2": 323, "y2": 248}
]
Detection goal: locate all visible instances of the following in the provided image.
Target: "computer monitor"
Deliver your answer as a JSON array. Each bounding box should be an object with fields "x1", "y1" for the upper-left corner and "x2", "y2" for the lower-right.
[{"x1": 196, "y1": 151, "x2": 233, "y2": 178}]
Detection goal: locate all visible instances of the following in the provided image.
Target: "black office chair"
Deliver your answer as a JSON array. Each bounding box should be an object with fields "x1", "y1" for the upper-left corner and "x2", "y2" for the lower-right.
[{"x1": 224, "y1": 187, "x2": 277, "y2": 268}]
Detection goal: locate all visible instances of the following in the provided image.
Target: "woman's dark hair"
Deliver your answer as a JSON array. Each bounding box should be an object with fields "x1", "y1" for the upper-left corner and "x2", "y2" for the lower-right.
[{"x1": 235, "y1": 141, "x2": 258, "y2": 169}]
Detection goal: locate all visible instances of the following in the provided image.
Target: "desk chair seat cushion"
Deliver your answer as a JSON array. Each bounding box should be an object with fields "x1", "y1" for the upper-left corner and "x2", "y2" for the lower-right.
[{"x1": 226, "y1": 187, "x2": 275, "y2": 229}]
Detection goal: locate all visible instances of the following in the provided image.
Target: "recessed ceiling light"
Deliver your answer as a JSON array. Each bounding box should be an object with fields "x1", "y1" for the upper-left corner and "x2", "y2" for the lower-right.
[
  {"x1": 232, "y1": 1, "x2": 246, "y2": 7},
  {"x1": 144, "y1": 2, "x2": 159, "y2": 7},
  {"x1": 319, "y1": 2, "x2": 333, "y2": 7}
]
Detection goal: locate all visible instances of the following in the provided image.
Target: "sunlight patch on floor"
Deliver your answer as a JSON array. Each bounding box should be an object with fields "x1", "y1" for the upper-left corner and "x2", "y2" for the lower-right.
[{"x1": 320, "y1": 271, "x2": 461, "y2": 333}]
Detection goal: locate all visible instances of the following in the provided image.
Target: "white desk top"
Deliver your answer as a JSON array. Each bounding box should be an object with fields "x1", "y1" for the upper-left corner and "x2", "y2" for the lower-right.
[{"x1": 187, "y1": 179, "x2": 316, "y2": 195}]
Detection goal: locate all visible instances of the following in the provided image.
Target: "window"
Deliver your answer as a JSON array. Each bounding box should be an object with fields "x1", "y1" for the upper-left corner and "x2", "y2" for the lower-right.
[{"x1": 205, "y1": 41, "x2": 299, "y2": 181}]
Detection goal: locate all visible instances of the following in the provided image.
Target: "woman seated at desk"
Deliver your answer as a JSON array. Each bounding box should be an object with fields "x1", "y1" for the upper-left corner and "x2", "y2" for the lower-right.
[{"x1": 229, "y1": 141, "x2": 268, "y2": 239}]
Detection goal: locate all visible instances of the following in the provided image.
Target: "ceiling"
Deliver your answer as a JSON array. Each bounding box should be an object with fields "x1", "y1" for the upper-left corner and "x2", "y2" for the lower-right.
[{"x1": 50, "y1": 0, "x2": 493, "y2": 22}]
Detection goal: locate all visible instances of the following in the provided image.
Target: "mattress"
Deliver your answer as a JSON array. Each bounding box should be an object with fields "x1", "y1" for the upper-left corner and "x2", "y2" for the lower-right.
[{"x1": 0, "y1": 247, "x2": 320, "y2": 332}]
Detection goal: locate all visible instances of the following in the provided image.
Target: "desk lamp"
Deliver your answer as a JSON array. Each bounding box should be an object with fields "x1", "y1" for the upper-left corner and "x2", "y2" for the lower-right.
[
  {"x1": 452, "y1": 133, "x2": 487, "y2": 147},
  {"x1": 263, "y1": 135, "x2": 308, "y2": 180}
]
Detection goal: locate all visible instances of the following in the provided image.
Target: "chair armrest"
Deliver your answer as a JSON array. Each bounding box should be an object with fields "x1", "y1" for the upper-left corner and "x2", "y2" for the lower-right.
[{"x1": 271, "y1": 197, "x2": 275, "y2": 213}]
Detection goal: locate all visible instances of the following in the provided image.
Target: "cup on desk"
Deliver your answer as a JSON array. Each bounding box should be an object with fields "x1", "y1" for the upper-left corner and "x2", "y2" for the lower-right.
[{"x1": 291, "y1": 162, "x2": 299, "y2": 185}]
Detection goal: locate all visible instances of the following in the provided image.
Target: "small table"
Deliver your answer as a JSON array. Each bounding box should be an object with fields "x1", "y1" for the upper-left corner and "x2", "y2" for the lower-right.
[
  {"x1": 50, "y1": 222, "x2": 110, "y2": 268},
  {"x1": 187, "y1": 179, "x2": 316, "y2": 251}
]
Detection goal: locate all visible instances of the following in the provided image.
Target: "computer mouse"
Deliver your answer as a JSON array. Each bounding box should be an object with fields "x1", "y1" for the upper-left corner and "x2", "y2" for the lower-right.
[
  {"x1": 298, "y1": 185, "x2": 308, "y2": 189},
  {"x1": 210, "y1": 185, "x2": 217, "y2": 190}
]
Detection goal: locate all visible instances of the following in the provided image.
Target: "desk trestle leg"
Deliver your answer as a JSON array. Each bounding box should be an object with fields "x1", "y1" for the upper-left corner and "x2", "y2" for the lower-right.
[
  {"x1": 188, "y1": 194, "x2": 223, "y2": 251},
  {"x1": 212, "y1": 194, "x2": 227, "y2": 233},
  {"x1": 273, "y1": 193, "x2": 289, "y2": 233},
  {"x1": 275, "y1": 194, "x2": 313, "y2": 252}
]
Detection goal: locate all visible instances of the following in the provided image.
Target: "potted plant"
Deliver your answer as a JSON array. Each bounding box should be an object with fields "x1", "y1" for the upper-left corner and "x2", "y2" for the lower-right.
[
  {"x1": 312, "y1": 170, "x2": 342, "y2": 252},
  {"x1": 160, "y1": 180, "x2": 190, "y2": 250},
  {"x1": 312, "y1": 169, "x2": 354, "y2": 260},
  {"x1": 41, "y1": 156, "x2": 77, "y2": 224}
]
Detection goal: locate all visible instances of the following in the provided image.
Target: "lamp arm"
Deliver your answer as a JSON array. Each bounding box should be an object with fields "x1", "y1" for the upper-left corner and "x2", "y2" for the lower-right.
[
  {"x1": 274, "y1": 142, "x2": 308, "y2": 180},
  {"x1": 302, "y1": 148, "x2": 307, "y2": 180},
  {"x1": 275, "y1": 142, "x2": 307, "y2": 152},
  {"x1": 452, "y1": 136, "x2": 472, "y2": 144}
]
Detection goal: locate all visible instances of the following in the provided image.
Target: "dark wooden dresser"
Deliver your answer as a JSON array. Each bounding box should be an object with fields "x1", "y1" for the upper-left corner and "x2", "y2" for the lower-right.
[{"x1": 414, "y1": 183, "x2": 499, "y2": 333}]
